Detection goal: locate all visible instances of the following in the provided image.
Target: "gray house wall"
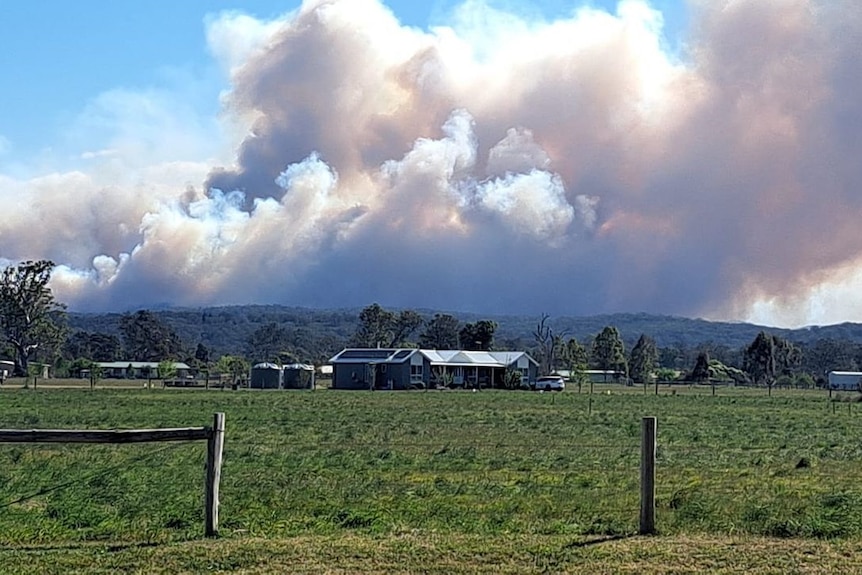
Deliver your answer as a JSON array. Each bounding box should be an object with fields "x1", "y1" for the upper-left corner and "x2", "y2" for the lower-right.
[
  {"x1": 333, "y1": 362, "x2": 373, "y2": 390},
  {"x1": 378, "y1": 362, "x2": 411, "y2": 390},
  {"x1": 333, "y1": 361, "x2": 416, "y2": 389}
]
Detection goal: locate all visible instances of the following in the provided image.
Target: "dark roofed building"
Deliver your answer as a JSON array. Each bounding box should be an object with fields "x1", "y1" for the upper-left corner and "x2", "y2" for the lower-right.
[{"x1": 328, "y1": 348, "x2": 538, "y2": 390}]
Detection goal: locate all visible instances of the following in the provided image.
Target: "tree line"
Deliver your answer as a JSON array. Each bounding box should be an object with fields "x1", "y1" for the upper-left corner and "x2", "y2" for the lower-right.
[{"x1": 0, "y1": 261, "x2": 857, "y2": 387}]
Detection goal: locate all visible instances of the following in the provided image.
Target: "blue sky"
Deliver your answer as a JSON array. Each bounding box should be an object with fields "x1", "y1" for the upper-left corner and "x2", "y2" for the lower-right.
[{"x1": 0, "y1": 0, "x2": 687, "y2": 168}]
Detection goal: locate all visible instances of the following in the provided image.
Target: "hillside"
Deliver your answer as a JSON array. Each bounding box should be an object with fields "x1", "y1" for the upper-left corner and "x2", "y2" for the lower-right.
[{"x1": 65, "y1": 305, "x2": 862, "y2": 360}]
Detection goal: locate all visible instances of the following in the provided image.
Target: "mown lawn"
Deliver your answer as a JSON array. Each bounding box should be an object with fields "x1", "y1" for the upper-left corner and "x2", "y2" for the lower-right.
[{"x1": 1, "y1": 384, "x2": 861, "y2": 572}]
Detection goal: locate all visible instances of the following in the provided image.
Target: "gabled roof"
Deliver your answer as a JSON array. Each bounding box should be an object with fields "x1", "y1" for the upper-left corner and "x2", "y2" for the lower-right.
[
  {"x1": 329, "y1": 348, "x2": 536, "y2": 368},
  {"x1": 421, "y1": 350, "x2": 536, "y2": 368},
  {"x1": 329, "y1": 348, "x2": 420, "y2": 364},
  {"x1": 97, "y1": 361, "x2": 191, "y2": 370}
]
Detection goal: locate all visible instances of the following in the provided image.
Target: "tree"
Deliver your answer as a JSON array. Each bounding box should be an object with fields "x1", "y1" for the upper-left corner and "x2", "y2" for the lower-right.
[
  {"x1": 743, "y1": 331, "x2": 801, "y2": 396},
  {"x1": 418, "y1": 314, "x2": 460, "y2": 349},
  {"x1": 351, "y1": 303, "x2": 394, "y2": 348},
  {"x1": 591, "y1": 326, "x2": 628, "y2": 386},
  {"x1": 119, "y1": 310, "x2": 184, "y2": 361},
  {"x1": 216, "y1": 355, "x2": 250, "y2": 387},
  {"x1": 65, "y1": 331, "x2": 122, "y2": 362},
  {"x1": 459, "y1": 320, "x2": 497, "y2": 351},
  {"x1": 691, "y1": 351, "x2": 711, "y2": 383},
  {"x1": 801, "y1": 338, "x2": 859, "y2": 377},
  {"x1": 158, "y1": 359, "x2": 177, "y2": 383},
  {"x1": 0, "y1": 260, "x2": 66, "y2": 376},
  {"x1": 246, "y1": 322, "x2": 288, "y2": 363},
  {"x1": 390, "y1": 310, "x2": 423, "y2": 347},
  {"x1": 194, "y1": 342, "x2": 210, "y2": 365},
  {"x1": 350, "y1": 304, "x2": 423, "y2": 348},
  {"x1": 629, "y1": 334, "x2": 658, "y2": 385},
  {"x1": 533, "y1": 313, "x2": 566, "y2": 376},
  {"x1": 561, "y1": 337, "x2": 589, "y2": 393}
]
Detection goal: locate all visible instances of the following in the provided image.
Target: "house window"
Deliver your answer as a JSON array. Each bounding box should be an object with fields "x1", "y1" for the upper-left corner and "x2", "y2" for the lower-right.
[{"x1": 411, "y1": 364, "x2": 423, "y2": 381}]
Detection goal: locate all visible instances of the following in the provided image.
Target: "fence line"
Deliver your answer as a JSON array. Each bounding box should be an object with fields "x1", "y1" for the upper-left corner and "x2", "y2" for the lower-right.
[{"x1": 0, "y1": 412, "x2": 225, "y2": 537}]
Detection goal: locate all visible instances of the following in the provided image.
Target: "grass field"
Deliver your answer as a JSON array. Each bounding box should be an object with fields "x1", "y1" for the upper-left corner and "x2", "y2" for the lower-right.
[{"x1": 1, "y1": 382, "x2": 862, "y2": 573}]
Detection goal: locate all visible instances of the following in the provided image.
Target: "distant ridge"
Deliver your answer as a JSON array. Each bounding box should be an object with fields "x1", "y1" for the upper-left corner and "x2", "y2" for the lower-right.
[{"x1": 66, "y1": 304, "x2": 862, "y2": 359}]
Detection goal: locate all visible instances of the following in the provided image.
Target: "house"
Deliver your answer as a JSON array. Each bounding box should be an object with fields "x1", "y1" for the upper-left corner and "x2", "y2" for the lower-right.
[
  {"x1": 328, "y1": 348, "x2": 538, "y2": 390},
  {"x1": 827, "y1": 371, "x2": 862, "y2": 391},
  {"x1": 96, "y1": 361, "x2": 192, "y2": 379}
]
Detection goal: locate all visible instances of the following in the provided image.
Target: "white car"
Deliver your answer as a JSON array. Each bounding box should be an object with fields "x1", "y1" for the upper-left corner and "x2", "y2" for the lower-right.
[{"x1": 534, "y1": 375, "x2": 565, "y2": 391}]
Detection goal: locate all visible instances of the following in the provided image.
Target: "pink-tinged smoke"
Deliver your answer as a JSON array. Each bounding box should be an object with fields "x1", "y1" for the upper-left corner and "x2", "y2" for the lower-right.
[{"x1": 3, "y1": 0, "x2": 862, "y2": 328}]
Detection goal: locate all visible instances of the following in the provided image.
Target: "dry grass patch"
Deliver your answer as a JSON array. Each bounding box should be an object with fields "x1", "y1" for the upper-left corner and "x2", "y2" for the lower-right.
[{"x1": 2, "y1": 533, "x2": 862, "y2": 574}]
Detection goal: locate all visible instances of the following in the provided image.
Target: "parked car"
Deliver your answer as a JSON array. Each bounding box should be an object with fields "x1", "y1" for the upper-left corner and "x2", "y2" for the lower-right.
[{"x1": 534, "y1": 375, "x2": 565, "y2": 391}]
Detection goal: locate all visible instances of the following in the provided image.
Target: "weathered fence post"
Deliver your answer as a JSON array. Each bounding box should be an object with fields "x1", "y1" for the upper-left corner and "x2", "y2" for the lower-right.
[
  {"x1": 640, "y1": 416, "x2": 657, "y2": 535},
  {"x1": 205, "y1": 412, "x2": 226, "y2": 537}
]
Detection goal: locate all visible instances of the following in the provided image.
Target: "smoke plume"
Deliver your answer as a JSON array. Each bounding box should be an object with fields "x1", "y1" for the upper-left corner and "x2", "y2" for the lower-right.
[{"x1": 2, "y1": 0, "x2": 862, "y2": 328}]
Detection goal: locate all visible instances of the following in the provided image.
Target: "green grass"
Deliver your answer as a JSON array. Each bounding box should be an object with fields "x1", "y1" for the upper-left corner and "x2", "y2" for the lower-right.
[{"x1": 1, "y1": 384, "x2": 861, "y2": 571}]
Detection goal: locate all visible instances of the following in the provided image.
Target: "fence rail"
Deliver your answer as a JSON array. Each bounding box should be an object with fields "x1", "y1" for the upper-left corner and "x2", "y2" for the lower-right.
[
  {"x1": 0, "y1": 427, "x2": 211, "y2": 443},
  {"x1": 0, "y1": 412, "x2": 225, "y2": 537}
]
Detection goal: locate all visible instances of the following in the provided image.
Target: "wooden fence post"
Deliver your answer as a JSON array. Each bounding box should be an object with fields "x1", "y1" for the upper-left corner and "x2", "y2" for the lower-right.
[
  {"x1": 640, "y1": 416, "x2": 656, "y2": 535},
  {"x1": 205, "y1": 412, "x2": 226, "y2": 537}
]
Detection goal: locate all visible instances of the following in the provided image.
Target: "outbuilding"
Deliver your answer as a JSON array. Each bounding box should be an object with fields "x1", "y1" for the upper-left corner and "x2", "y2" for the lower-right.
[
  {"x1": 827, "y1": 371, "x2": 862, "y2": 392},
  {"x1": 0, "y1": 360, "x2": 13, "y2": 380}
]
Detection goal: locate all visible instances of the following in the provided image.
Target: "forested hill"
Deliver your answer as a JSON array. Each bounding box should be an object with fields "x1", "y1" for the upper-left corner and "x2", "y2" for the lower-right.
[{"x1": 66, "y1": 305, "x2": 862, "y2": 360}]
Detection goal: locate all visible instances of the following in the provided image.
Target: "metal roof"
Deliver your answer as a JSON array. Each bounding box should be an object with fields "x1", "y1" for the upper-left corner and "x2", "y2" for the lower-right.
[
  {"x1": 329, "y1": 348, "x2": 536, "y2": 368},
  {"x1": 421, "y1": 350, "x2": 535, "y2": 368},
  {"x1": 252, "y1": 363, "x2": 281, "y2": 370},
  {"x1": 329, "y1": 348, "x2": 420, "y2": 364},
  {"x1": 284, "y1": 363, "x2": 314, "y2": 371},
  {"x1": 97, "y1": 361, "x2": 191, "y2": 370}
]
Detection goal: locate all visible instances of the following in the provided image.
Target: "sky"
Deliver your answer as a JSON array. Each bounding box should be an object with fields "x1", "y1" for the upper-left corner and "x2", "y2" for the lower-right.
[{"x1": 0, "y1": 0, "x2": 860, "y2": 329}]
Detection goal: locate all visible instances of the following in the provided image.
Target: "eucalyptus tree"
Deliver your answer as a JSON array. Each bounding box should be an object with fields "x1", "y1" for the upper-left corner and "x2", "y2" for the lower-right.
[
  {"x1": 0, "y1": 260, "x2": 66, "y2": 375},
  {"x1": 591, "y1": 326, "x2": 628, "y2": 387},
  {"x1": 459, "y1": 320, "x2": 497, "y2": 351},
  {"x1": 744, "y1": 331, "x2": 801, "y2": 396},
  {"x1": 629, "y1": 334, "x2": 658, "y2": 385},
  {"x1": 419, "y1": 313, "x2": 460, "y2": 349},
  {"x1": 561, "y1": 337, "x2": 590, "y2": 393},
  {"x1": 119, "y1": 310, "x2": 184, "y2": 361},
  {"x1": 351, "y1": 304, "x2": 423, "y2": 348}
]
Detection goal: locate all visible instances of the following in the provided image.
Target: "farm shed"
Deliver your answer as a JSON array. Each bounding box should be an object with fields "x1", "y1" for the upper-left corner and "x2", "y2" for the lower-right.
[
  {"x1": 328, "y1": 348, "x2": 538, "y2": 390},
  {"x1": 96, "y1": 361, "x2": 191, "y2": 379},
  {"x1": 283, "y1": 363, "x2": 315, "y2": 389},
  {"x1": 250, "y1": 363, "x2": 282, "y2": 389},
  {"x1": 827, "y1": 371, "x2": 862, "y2": 391}
]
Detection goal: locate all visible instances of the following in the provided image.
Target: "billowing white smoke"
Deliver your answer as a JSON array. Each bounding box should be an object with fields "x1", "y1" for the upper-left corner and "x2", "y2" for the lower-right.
[{"x1": 3, "y1": 0, "x2": 862, "y2": 327}]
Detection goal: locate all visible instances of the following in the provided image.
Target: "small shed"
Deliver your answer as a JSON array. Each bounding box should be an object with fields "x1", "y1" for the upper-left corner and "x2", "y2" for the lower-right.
[
  {"x1": 283, "y1": 363, "x2": 315, "y2": 389},
  {"x1": 827, "y1": 371, "x2": 862, "y2": 392},
  {"x1": 250, "y1": 363, "x2": 282, "y2": 389}
]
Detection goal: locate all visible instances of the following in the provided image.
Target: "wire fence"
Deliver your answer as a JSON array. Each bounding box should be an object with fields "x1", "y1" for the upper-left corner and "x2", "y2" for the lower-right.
[{"x1": 2, "y1": 396, "x2": 862, "y2": 543}]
